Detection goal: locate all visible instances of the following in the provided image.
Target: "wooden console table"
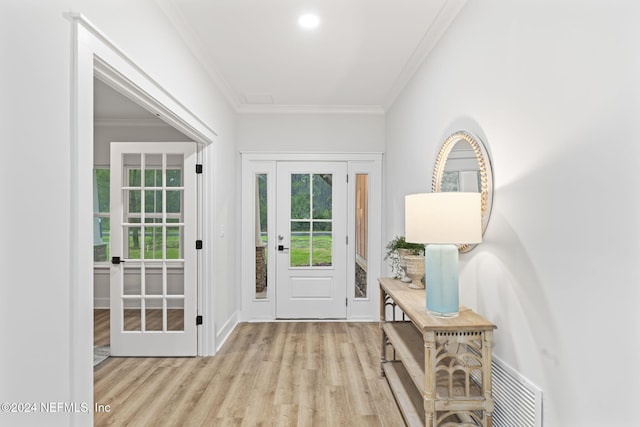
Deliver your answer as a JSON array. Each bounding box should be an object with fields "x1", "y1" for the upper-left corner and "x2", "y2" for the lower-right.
[{"x1": 379, "y1": 277, "x2": 496, "y2": 426}]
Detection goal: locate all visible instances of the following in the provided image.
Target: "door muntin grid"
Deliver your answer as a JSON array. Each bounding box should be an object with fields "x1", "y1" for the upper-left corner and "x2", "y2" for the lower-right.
[
  {"x1": 289, "y1": 173, "x2": 333, "y2": 268},
  {"x1": 120, "y1": 153, "x2": 185, "y2": 333}
]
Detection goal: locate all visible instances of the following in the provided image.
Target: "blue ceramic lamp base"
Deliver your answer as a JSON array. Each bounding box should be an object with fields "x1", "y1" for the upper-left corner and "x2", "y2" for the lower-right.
[{"x1": 425, "y1": 244, "x2": 459, "y2": 318}]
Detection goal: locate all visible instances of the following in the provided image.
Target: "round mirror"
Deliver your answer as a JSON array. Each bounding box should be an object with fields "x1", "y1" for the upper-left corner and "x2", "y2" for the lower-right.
[{"x1": 432, "y1": 131, "x2": 493, "y2": 252}]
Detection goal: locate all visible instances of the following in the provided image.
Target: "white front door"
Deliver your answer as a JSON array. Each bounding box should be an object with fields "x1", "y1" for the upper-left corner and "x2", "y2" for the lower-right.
[
  {"x1": 276, "y1": 162, "x2": 347, "y2": 319},
  {"x1": 110, "y1": 142, "x2": 197, "y2": 356}
]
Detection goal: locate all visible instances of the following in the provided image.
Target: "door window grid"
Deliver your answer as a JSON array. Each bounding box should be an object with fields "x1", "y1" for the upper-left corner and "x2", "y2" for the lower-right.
[
  {"x1": 123, "y1": 160, "x2": 184, "y2": 261},
  {"x1": 120, "y1": 153, "x2": 185, "y2": 333},
  {"x1": 290, "y1": 173, "x2": 333, "y2": 268}
]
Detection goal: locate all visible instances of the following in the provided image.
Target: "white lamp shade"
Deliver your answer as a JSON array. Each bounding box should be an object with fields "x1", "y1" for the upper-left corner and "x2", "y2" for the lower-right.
[{"x1": 405, "y1": 192, "x2": 482, "y2": 244}]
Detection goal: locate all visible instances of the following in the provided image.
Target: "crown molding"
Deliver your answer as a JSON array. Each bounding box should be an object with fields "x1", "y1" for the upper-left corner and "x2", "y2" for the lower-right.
[
  {"x1": 236, "y1": 104, "x2": 385, "y2": 115},
  {"x1": 383, "y1": 0, "x2": 467, "y2": 110},
  {"x1": 155, "y1": 0, "x2": 243, "y2": 110}
]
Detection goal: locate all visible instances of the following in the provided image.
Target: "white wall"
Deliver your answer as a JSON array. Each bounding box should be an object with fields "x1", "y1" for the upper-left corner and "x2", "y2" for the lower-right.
[
  {"x1": 385, "y1": 1, "x2": 640, "y2": 425},
  {"x1": 0, "y1": 1, "x2": 237, "y2": 426},
  {"x1": 93, "y1": 121, "x2": 193, "y2": 166},
  {"x1": 238, "y1": 113, "x2": 385, "y2": 153}
]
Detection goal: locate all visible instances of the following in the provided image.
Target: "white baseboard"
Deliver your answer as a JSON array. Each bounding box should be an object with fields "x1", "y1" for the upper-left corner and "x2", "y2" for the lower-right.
[
  {"x1": 215, "y1": 311, "x2": 239, "y2": 352},
  {"x1": 347, "y1": 315, "x2": 377, "y2": 322}
]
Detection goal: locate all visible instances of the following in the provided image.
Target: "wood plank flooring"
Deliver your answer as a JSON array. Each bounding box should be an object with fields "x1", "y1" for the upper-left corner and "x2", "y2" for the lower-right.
[
  {"x1": 94, "y1": 309, "x2": 110, "y2": 347},
  {"x1": 94, "y1": 316, "x2": 404, "y2": 426}
]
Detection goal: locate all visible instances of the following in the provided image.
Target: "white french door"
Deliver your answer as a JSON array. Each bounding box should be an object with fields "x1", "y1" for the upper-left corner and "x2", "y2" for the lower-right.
[
  {"x1": 276, "y1": 162, "x2": 347, "y2": 319},
  {"x1": 110, "y1": 142, "x2": 197, "y2": 356}
]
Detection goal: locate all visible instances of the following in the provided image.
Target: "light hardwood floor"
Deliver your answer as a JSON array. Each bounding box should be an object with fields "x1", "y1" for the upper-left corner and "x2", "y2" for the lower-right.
[{"x1": 94, "y1": 311, "x2": 405, "y2": 426}]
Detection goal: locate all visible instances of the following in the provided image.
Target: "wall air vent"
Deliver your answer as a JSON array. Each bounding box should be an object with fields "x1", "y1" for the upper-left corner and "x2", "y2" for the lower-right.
[{"x1": 491, "y1": 355, "x2": 543, "y2": 427}]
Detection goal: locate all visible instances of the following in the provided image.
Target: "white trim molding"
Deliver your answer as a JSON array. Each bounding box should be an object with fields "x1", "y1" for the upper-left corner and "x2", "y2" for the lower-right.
[
  {"x1": 94, "y1": 118, "x2": 179, "y2": 127},
  {"x1": 236, "y1": 104, "x2": 385, "y2": 115},
  {"x1": 69, "y1": 12, "x2": 218, "y2": 143},
  {"x1": 68, "y1": 12, "x2": 218, "y2": 424}
]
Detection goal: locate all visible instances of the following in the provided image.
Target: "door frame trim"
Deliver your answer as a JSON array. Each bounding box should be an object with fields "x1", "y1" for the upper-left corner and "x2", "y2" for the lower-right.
[
  {"x1": 69, "y1": 13, "x2": 215, "y2": 424},
  {"x1": 240, "y1": 152, "x2": 383, "y2": 322}
]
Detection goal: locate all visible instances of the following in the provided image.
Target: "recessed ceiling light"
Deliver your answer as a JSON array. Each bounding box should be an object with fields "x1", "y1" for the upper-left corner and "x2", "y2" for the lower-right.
[{"x1": 298, "y1": 14, "x2": 320, "y2": 29}]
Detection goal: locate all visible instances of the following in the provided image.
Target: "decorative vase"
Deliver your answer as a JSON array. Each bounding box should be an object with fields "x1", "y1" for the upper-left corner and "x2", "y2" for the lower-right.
[
  {"x1": 397, "y1": 248, "x2": 412, "y2": 283},
  {"x1": 403, "y1": 255, "x2": 425, "y2": 289}
]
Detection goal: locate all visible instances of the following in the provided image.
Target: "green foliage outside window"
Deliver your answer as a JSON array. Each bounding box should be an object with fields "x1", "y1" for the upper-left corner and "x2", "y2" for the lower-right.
[{"x1": 93, "y1": 168, "x2": 183, "y2": 262}]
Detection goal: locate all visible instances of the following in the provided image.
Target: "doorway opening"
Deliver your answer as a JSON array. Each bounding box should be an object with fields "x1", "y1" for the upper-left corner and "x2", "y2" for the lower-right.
[
  {"x1": 70, "y1": 14, "x2": 216, "y2": 421},
  {"x1": 93, "y1": 81, "x2": 199, "y2": 362},
  {"x1": 240, "y1": 153, "x2": 382, "y2": 322}
]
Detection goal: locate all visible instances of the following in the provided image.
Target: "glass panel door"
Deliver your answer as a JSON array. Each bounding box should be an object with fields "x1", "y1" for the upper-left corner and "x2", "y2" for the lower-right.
[
  {"x1": 110, "y1": 142, "x2": 197, "y2": 357},
  {"x1": 276, "y1": 162, "x2": 347, "y2": 319}
]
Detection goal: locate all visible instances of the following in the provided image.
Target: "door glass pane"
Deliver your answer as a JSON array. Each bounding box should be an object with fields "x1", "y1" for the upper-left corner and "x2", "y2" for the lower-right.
[
  {"x1": 312, "y1": 174, "x2": 332, "y2": 219},
  {"x1": 167, "y1": 299, "x2": 184, "y2": 331},
  {"x1": 123, "y1": 300, "x2": 141, "y2": 331},
  {"x1": 166, "y1": 190, "x2": 182, "y2": 214},
  {"x1": 166, "y1": 226, "x2": 182, "y2": 259},
  {"x1": 255, "y1": 174, "x2": 268, "y2": 299},
  {"x1": 144, "y1": 169, "x2": 162, "y2": 187},
  {"x1": 355, "y1": 174, "x2": 368, "y2": 298},
  {"x1": 145, "y1": 190, "x2": 162, "y2": 214},
  {"x1": 167, "y1": 168, "x2": 181, "y2": 187},
  {"x1": 291, "y1": 221, "x2": 310, "y2": 267},
  {"x1": 127, "y1": 190, "x2": 141, "y2": 214},
  {"x1": 145, "y1": 303, "x2": 163, "y2": 331},
  {"x1": 128, "y1": 169, "x2": 141, "y2": 187},
  {"x1": 168, "y1": 267, "x2": 184, "y2": 295},
  {"x1": 125, "y1": 226, "x2": 142, "y2": 259},
  {"x1": 312, "y1": 222, "x2": 332, "y2": 266},
  {"x1": 145, "y1": 153, "x2": 162, "y2": 170},
  {"x1": 291, "y1": 174, "x2": 310, "y2": 219},
  {"x1": 145, "y1": 266, "x2": 162, "y2": 295},
  {"x1": 144, "y1": 226, "x2": 163, "y2": 259},
  {"x1": 123, "y1": 266, "x2": 141, "y2": 295}
]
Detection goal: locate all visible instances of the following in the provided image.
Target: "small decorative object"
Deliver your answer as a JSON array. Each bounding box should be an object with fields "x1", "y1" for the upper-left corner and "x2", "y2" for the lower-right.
[
  {"x1": 397, "y1": 248, "x2": 412, "y2": 283},
  {"x1": 403, "y1": 255, "x2": 425, "y2": 289},
  {"x1": 405, "y1": 192, "x2": 482, "y2": 318},
  {"x1": 384, "y1": 236, "x2": 425, "y2": 280}
]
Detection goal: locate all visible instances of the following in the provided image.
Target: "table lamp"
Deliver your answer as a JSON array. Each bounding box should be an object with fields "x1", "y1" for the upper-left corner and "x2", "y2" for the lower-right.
[{"x1": 405, "y1": 192, "x2": 482, "y2": 318}]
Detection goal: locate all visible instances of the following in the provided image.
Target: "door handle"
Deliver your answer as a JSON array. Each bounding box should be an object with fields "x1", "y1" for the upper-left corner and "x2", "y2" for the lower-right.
[
  {"x1": 277, "y1": 245, "x2": 289, "y2": 252},
  {"x1": 111, "y1": 256, "x2": 127, "y2": 265}
]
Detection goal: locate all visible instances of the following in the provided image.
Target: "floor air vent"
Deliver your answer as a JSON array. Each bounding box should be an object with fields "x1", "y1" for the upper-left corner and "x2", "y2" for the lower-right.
[{"x1": 492, "y1": 355, "x2": 543, "y2": 427}]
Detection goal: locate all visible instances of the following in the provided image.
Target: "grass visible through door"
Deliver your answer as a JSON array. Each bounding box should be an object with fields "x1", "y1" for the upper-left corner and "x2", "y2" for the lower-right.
[{"x1": 290, "y1": 234, "x2": 332, "y2": 267}]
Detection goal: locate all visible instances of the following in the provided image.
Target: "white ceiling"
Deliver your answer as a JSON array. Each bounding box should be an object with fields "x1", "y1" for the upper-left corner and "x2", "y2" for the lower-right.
[
  {"x1": 156, "y1": 0, "x2": 466, "y2": 114},
  {"x1": 94, "y1": 1, "x2": 465, "y2": 118}
]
